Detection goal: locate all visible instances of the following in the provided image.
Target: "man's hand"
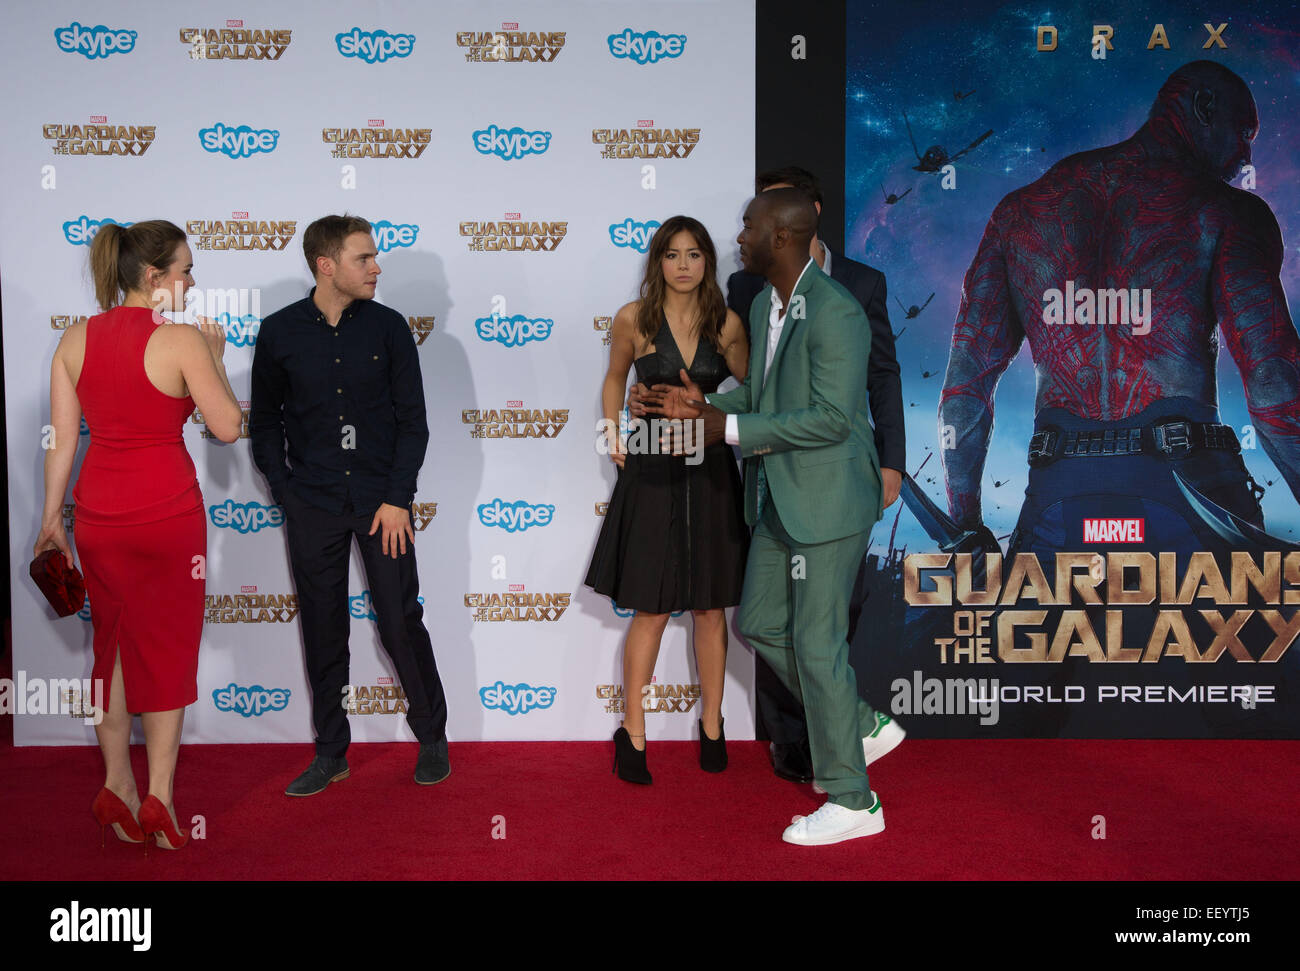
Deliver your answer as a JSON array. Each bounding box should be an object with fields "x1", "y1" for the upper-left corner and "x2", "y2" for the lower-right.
[
  {"x1": 656, "y1": 369, "x2": 726, "y2": 453},
  {"x1": 647, "y1": 369, "x2": 706, "y2": 420},
  {"x1": 369, "y1": 503, "x2": 414, "y2": 558},
  {"x1": 882, "y1": 467, "x2": 902, "y2": 508}
]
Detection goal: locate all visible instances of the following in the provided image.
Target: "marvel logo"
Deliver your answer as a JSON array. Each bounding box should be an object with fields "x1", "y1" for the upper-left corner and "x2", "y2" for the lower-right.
[
  {"x1": 241, "y1": 584, "x2": 257, "y2": 593},
  {"x1": 1082, "y1": 518, "x2": 1145, "y2": 543},
  {"x1": 637, "y1": 119, "x2": 654, "y2": 127},
  {"x1": 506, "y1": 399, "x2": 522, "y2": 407},
  {"x1": 509, "y1": 583, "x2": 525, "y2": 591},
  {"x1": 502, "y1": 22, "x2": 518, "y2": 29},
  {"x1": 227, "y1": 19, "x2": 243, "y2": 28},
  {"x1": 90, "y1": 114, "x2": 106, "y2": 123},
  {"x1": 504, "y1": 212, "x2": 520, "y2": 219},
  {"x1": 368, "y1": 118, "x2": 384, "y2": 127},
  {"x1": 231, "y1": 210, "x2": 249, "y2": 219},
  {"x1": 377, "y1": 676, "x2": 393, "y2": 685}
]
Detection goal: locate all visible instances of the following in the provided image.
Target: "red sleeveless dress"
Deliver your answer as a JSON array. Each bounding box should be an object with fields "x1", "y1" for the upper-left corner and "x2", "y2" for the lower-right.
[{"x1": 73, "y1": 306, "x2": 206, "y2": 713}]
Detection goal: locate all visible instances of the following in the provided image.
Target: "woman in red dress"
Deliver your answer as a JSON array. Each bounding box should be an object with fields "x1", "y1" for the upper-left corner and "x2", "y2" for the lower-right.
[{"x1": 35, "y1": 220, "x2": 243, "y2": 850}]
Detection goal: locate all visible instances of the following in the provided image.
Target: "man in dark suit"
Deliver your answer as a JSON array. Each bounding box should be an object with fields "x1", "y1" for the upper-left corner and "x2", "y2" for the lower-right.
[{"x1": 726, "y1": 167, "x2": 906, "y2": 784}]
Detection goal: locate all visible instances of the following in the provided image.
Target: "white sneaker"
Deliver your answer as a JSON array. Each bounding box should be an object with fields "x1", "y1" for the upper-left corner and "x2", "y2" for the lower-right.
[
  {"x1": 809, "y1": 715, "x2": 906, "y2": 794},
  {"x1": 782, "y1": 792, "x2": 884, "y2": 846},
  {"x1": 862, "y1": 713, "x2": 905, "y2": 766}
]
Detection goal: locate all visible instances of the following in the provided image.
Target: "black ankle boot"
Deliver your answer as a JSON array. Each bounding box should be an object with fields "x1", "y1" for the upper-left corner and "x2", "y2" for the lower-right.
[
  {"x1": 699, "y1": 717, "x2": 727, "y2": 772},
  {"x1": 613, "y1": 727, "x2": 652, "y2": 784}
]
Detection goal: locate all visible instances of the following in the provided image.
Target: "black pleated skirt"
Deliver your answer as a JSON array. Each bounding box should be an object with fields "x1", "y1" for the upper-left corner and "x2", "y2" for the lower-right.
[{"x1": 585, "y1": 443, "x2": 749, "y2": 614}]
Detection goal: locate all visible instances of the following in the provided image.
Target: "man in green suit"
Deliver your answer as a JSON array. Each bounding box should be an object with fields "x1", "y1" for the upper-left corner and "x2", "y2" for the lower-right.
[{"x1": 646, "y1": 189, "x2": 886, "y2": 845}]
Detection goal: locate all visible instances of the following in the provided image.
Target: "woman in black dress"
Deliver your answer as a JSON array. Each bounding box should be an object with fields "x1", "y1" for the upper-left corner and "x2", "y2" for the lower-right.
[{"x1": 586, "y1": 216, "x2": 749, "y2": 783}]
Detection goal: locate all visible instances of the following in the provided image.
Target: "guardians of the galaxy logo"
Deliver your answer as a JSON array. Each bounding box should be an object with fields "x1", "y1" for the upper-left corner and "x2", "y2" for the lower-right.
[
  {"x1": 906, "y1": 552, "x2": 1300, "y2": 663},
  {"x1": 343, "y1": 683, "x2": 407, "y2": 715},
  {"x1": 322, "y1": 122, "x2": 431, "y2": 159},
  {"x1": 205, "y1": 591, "x2": 299, "y2": 623},
  {"x1": 187, "y1": 215, "x2": 296, "y2": 251},
  {"x1": 459, "y1": 215, "x2": 566, "y2": 252},
  {"x1": 591, "y1": 123, "x2": 700, "y2": 159},
  {"x1": 461, "y1": 402, "x2": 569, "y2": 439},
  {"x1": 596, "y1": 683, "x2": 701, "y2": 715},
  {"x1": 408, "y1": 315, "x2": 435, "y2": 345},
  {"x1": 465, "y1": 590, "x2": 570, "y2": 622},
  {"x1": 192, "y1": 405, "x2": 251, "y2": 440},
  {"x1": 180, "y1": 24, "x2": 291, "y2": 59},
  {"x1": 411, "y1": 502, "x2": 437, "y2": 531},
  {"x1": 60, "y1": 687, "x2": 100, "y2": 721},
  {"x1": 456, "y1": 26, "x2": 565, "y2": 62},
  {"x1": 43, "y1": 120, "x2": 154, "y2": 156}
]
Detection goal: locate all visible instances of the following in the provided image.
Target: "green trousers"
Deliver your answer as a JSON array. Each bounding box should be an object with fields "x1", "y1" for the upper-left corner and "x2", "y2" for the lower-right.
[{"x1": 738, "y1": 500, "x2": 876, "y2": 810}]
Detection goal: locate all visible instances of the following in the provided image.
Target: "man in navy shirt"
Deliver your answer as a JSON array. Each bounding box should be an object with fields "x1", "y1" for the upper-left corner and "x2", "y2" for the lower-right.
[{"x1": 251, "y1": 214, "x2": 449, "y2": 794}]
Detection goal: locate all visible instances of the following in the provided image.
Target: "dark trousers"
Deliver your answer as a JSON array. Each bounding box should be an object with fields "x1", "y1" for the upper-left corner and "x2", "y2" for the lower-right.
[
  {"x1": 283, "y1": 495, "x2": 448, "y2": 758},
  {"x1": 756, "y1": 554, "x2": 871, "y2": 745}
]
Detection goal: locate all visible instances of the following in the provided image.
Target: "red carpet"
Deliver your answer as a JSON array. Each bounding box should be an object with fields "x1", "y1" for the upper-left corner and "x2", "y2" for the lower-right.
[
  {"x1": 1, "y1": 627, "x2": 1297, "y2": 881},
  {"x1": 1, "y1": 733, "x2": 1296, "y2": 880}
]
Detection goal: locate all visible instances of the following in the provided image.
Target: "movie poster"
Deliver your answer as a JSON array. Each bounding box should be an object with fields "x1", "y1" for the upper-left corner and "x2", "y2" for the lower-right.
[{"x1": 844, "y1": 1, "x2": 1300, "y2": 736}]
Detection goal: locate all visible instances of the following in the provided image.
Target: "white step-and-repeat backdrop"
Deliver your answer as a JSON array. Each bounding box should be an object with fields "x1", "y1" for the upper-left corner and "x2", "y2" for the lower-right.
[{"x1": 2, "y1": 0, "x2": 756, "y2": 745}]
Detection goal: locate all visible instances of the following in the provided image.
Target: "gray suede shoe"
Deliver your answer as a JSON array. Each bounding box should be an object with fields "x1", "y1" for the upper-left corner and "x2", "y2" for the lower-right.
[
  {"x1": 415, "y1": 743, "x2": 450, "y2": 785},
  {"x1": 285, "y1": 756, "x2": 350, "y2": 797}
]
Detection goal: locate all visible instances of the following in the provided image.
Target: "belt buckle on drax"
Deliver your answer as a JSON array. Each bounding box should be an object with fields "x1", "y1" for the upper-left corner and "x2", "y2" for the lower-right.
[
  {"x1": 1027, "y1": 428, "x2": 1059, "y2": 467},
  {"x1": 1153, "y1": 420, "x2": 1193, "y2": 457}
]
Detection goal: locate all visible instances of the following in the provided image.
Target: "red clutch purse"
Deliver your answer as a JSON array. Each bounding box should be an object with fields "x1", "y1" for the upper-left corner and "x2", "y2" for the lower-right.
[{"x1": 30, "y1": 549, "x2": 86, "y2": 617}]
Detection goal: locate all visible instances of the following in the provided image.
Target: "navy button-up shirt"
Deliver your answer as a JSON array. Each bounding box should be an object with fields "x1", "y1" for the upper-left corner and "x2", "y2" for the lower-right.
[{"x1": 250, "y1": 289, "x2": 429, "y2": 516}]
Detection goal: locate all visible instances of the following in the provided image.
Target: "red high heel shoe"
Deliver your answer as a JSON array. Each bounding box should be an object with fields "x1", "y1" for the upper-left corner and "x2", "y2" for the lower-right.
[
  {"x1": 138, "y1": 795, "x2": 189, "y2": 851},
  {"x1": 91, "y1": 787, "x2": 145, "y2": 847}
]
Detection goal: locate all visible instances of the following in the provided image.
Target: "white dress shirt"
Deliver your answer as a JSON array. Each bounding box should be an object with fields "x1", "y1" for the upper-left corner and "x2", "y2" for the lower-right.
[{"x1": 719, "y1": 258, "x2": 818, "y2": 446}]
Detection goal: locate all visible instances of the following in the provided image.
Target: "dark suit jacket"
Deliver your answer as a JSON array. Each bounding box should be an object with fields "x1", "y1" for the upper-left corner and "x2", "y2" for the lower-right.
[{"x1": 726, "y1": 250, "x2": 905, "y2": 472}]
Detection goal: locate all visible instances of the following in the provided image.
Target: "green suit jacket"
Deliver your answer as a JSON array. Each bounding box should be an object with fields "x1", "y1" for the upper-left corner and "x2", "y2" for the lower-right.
[{"x1": 710, "y1": 263, "x2": 884, "y2": 544}]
